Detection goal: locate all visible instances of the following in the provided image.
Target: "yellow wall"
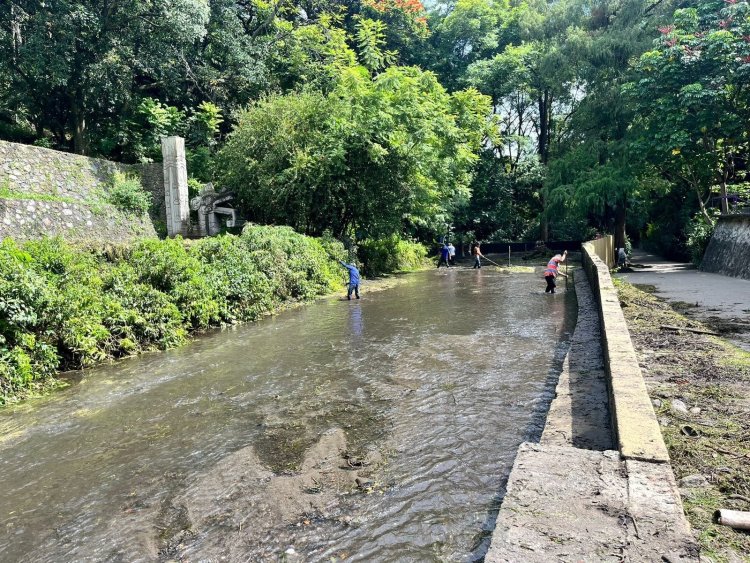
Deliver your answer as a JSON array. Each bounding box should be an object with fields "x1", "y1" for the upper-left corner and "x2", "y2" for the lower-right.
[{"x1": 584, "y1": 235, "x2": 614, "y2": 269}]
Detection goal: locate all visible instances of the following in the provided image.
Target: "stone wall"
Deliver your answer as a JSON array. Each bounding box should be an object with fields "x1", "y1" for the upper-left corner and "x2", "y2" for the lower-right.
[
  {"x1": 581, "y1": 241, "x2": 670, "y2": 463},
  {"x1": 0, "y1": 140, "x2": 157, "y2": 243},
  {"x1": 701, "y1": 214, "x2": 750, "y2": 280},
  {"x1": 133, "y1": 161, "x2": 166, "y2": 226}
]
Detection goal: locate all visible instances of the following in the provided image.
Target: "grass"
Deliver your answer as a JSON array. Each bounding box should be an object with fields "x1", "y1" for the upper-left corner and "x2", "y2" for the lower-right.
[{"x1": 0, "y1": 184, "x2": 79, "y2": 204}]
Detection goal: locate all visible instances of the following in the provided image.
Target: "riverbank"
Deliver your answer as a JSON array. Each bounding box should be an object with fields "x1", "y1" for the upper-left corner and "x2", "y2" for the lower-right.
[
  {"x1": 1, "y1": 228, "x2": 435, "y2": 406},
  {"x1": 616, "y1": 280, "x2": 750, "y2": 561},
  {"x1": 0, "y1": 227, "x2": 347, "y2": 405}
]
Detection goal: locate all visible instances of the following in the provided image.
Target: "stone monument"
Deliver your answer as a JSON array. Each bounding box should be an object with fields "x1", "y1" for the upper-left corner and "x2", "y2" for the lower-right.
[
  {"x1": 190, "y1": 183, "x2": 245, "y2": 236},
  {"x1": 161, "y1": 136, "x2": 190, "y2": 237}
]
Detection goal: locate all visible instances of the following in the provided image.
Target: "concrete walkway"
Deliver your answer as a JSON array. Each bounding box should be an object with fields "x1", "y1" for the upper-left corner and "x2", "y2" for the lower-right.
[{"x1": 616, "y1": 249, "x2": 750, "y2": 350}]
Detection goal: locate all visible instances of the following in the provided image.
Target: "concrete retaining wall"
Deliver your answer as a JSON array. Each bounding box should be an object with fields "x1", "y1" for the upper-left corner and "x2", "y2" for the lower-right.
[
  {"x1": 486, "y1": 262, "x2": 695, "y2": 560},
  {"x1": 581, "y1": 241, "x2": 670, "y2": 462},
  {"x1": 701, "y1": 214, "x2": 750, "y2": 280},
  {"x1": 586, "y1": 234, "x2": 615, "y2": 269},
  {"x1": 0, "y1": 140, "x2": 158, "y2": 243}
]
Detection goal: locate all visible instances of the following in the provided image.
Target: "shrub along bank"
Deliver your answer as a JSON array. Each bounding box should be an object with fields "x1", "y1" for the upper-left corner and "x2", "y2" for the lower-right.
[
  {"x1": 357, "y1": 235, "x2": 429, "y2": 278},
  {"x1": 0, "y1": 225, "x2": 347, "y2": 405}
]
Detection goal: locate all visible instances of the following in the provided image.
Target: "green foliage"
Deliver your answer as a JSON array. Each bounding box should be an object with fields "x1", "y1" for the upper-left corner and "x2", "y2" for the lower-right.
[
  {"x1": 356, "y1": 18, "x2": 397, "y2": 72},
  {"x1": 0, "y1": 227, "x2": 349, "y2": 406},
  {"x1": 453, "y1": 151, "x2": 544, "y2": 241},
  {"x1": 240, "y1": 224, "x2": 344, "y2": 301},
  {"x1": 0, "y1": 0, "x2": 211, "y2": 155},
  {"x1": 107, "y1": 171, "x2": 152, "y2": 215},
  {"x1": 685, "y1": 212, "x2": 717, "y2": 266},
  {"x1": 218, "y1": 65, "x2": 492, "y2": 240},
  {"x1": 189, "y1": 102, "x2": 224, "y2": 146},
  {"x1": 357, "y1": 235, "x2": 428, "y2": 276},
  {"x1": 4, "y1": 0, "x2": 745, "y2": 257},
  {"x1": 624, "y1": 0, "x2": 750, "y2": 220},
  {"x1": 0, "y1": 241, "x2": 58, "y2": 399}
]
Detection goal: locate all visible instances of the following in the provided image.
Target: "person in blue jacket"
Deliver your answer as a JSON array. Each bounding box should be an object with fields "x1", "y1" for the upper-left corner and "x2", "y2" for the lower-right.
[
  {"x1": 339, "y1": 261, "x2": 361, "y2": 300},
  {"x1": 437, "y1": 243, "x2": 451, "y2": 268}
]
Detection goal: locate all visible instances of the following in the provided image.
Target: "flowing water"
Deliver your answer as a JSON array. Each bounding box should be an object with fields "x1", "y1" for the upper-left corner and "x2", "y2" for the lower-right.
[{"x1": 0, "y1": 268, "x2": 576, "y2": 562}]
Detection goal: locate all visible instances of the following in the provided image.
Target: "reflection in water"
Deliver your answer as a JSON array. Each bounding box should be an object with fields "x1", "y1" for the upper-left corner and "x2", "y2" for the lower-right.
[
  {"x1": 0, "y1": 269, "x2": 576, "y2": 562},
  {"x1": 348, "y1": 302, "x2": 364, "y2": 338}
]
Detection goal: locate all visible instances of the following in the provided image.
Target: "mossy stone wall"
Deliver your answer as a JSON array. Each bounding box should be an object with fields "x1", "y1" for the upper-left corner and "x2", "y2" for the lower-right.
[
  {"x1": 701, "y1": 214, "x2": 750, "y2": 280},
  {"x1": 0, "y1": 140, "x2": 158, "y2": 243}
]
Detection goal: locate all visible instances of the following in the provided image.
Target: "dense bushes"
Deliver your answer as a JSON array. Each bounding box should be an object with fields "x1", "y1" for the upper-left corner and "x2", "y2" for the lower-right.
[
  {"x1": 0, "y1": 226, "x2": 346, "y2": 405},
  {"x1": 685, "y1": 213, "x2": 717, "y2": 267},
  {"x1": 357, "y1": 236, "x2": 428, "y2": 277}
]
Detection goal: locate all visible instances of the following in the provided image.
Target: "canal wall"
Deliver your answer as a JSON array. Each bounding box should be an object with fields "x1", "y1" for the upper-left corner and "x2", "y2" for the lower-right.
[
  {"x1": 701, "y1": 214, "x2": 750, "y2": 280},
  {"x1": 0, "y1": 140, "x2": 158, "y2": 243},
  {"x1": 581, "y1": 240, "x2": 670, "y2": 462},
  {"x1": 486, "y1": 240, "x2": 697, "y2": 561}
]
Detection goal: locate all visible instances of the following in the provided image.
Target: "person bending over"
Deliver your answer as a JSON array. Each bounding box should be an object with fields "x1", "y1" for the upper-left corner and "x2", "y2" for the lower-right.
[
  {"x1": 543, "y1": 250, "x2": 568, "y2": 294},
  {"x1": 437, "y1": 244, "x2": 451, "y2": 268}
]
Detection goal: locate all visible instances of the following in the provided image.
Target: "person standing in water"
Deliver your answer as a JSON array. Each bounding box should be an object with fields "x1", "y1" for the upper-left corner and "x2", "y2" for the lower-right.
[
  {"x1": 543, "y1": 250, "x2": 568, "y2": 294},
  {"x1": 437, "y1": 243, "x2": 451, "y2": 268},
  {"x1": 339, "y1": 260, "x2": 361, "y2": 300},
  {"x1": 471, "y1": 241, "x2": 484, "y2": 269},
  {"x1": 447, "y1": 241, "x2": 456, "y2": 266}
]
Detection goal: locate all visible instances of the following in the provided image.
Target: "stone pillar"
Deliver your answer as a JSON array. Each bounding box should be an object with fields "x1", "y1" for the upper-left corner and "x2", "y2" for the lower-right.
[{"x1": 161, "y1": 136, "x2": 190, "y2": 237}]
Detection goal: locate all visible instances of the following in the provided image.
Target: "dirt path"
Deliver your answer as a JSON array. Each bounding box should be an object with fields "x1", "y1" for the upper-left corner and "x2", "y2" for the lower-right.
[
  {"x1": 616, "y1": 249, "x2": 750, "y2": 352},
  {"x1": 614, "y1": 260, "x2": 750, "y2": 562}
]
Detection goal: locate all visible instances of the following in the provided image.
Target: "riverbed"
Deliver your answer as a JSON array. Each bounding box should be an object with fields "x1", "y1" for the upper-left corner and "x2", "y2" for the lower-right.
[{"x1": 0, "y1": 267, "x2": 576, "y2": 562}]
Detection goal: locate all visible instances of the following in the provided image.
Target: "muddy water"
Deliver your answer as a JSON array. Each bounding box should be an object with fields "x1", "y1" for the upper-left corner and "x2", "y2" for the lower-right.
[{"x1": 0, "y1": 268, "x2": 575, "y2": 562}]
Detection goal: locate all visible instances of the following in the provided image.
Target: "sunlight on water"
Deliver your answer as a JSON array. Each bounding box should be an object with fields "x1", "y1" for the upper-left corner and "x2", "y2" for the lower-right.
[{"x1": 0, "y1": 268, "x2": 575, "y2": 562}]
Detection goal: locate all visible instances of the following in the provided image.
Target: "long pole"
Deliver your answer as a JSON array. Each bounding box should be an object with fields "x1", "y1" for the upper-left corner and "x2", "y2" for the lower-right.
[
  {"x1": 483, "y1": 256, "x2": 502, "y2": 267},
  {"x1": 508, "y1": 245, "x2": 511, "y2": 267}
]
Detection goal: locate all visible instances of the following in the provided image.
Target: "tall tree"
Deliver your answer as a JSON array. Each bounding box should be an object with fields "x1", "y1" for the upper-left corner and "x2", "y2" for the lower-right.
[
  {"x1": 218, "y1": 66, "x2": 492, "y2": 239},
  {"x1": 625, "y1": 0, "x2": 750, "y2": 220},
  {"x1": 0, "y1": 0, "x2": 211, "y2": 154}
]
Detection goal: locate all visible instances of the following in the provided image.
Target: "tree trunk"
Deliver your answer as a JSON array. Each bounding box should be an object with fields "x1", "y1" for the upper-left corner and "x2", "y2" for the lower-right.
[
  {"x1": 694, "y1": 185, "x2": 715, "y2": 225},
  {"x1": 537, "y1": 90, "x2": 551, "y2": 164},
  {"x1": 614, "y1": 200, "x2": 626, "y2": 249},
  {"x1": 540, "y1": 215, "x2": 549, "y2": 242},
  {"x1": 72, "y1": 100, "x2": 88, "y2": 155},
  {"x1": 719, "y1": 178, "x2": 729, "y2": 214},
  {"x1": 70, "y1": 90, "x2": 89, "y2": 155}
]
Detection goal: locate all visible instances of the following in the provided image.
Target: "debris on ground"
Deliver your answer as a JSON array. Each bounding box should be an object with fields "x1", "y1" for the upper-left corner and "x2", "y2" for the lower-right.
[{"x1": 615, "y1": 280, "x2": 750, "y2": 561}]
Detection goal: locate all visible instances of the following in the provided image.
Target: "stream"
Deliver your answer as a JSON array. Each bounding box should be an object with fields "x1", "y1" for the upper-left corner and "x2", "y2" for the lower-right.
[{"x1": 0, "y1": 267, "x2": 576, "y2": 562}]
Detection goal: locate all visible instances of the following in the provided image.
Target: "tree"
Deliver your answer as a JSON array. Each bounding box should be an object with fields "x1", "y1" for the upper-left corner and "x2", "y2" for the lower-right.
[
  {"x1": 217, "y1": 66, "x2": 492, "y2": 239},
  {"x1": 624, "y1": 0, "x2": 750, "y2": 221},
  {"x1": 0, "y1": 0, "x2": 210, "y2": 154},
  {"x1": 452, "y1": 150, "x2": 544, "y2": 241}
]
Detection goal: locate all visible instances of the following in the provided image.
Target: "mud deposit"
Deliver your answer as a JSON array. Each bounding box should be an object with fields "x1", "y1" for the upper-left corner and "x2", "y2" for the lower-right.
[{"x1": 0, "y1": 269, "x2": 575, "y2": 561}]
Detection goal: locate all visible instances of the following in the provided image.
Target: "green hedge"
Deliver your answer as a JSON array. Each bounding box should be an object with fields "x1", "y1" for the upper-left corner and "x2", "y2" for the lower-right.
[
  {"x1": 357, "y1": 235, "x2": 429, "y2": 277},
  {"x1": 0, "y1": 225, "x2": 346, "y2": 405}
]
